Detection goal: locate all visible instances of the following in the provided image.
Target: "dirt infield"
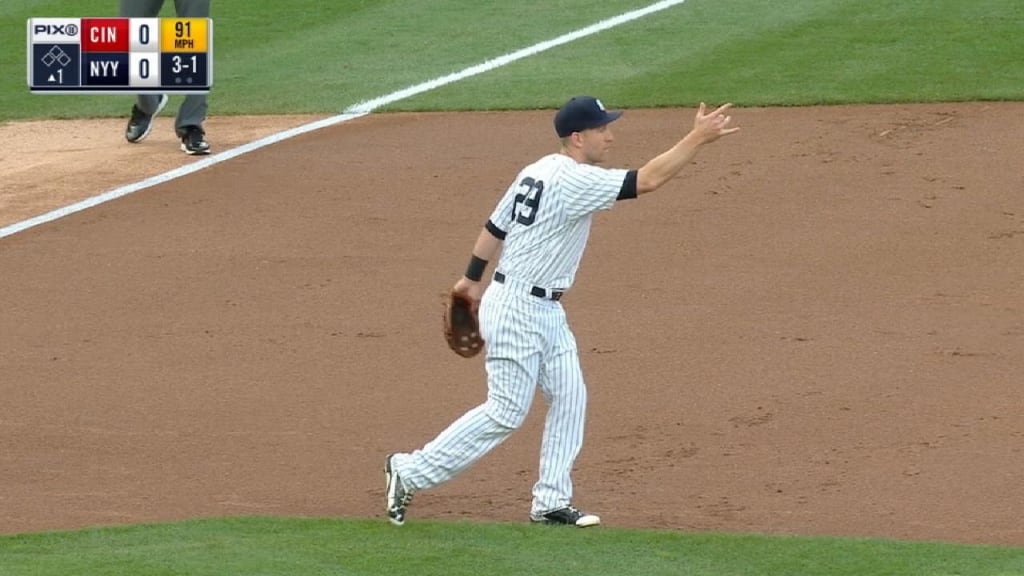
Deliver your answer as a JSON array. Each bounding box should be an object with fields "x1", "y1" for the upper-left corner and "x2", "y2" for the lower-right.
[{"x1": 1, "y1": 103, "x2": 1022, "y2": 546}]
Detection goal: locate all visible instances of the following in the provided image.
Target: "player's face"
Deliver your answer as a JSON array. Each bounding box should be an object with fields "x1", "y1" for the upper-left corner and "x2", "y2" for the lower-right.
[{"x1": 579, "y1": 124, "x2": 615, "y2": 165}]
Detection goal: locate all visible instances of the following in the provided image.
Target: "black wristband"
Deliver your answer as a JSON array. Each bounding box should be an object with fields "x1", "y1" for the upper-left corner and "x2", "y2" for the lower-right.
[{"x1": 465, "y1": 255, "x2": 488, "y2": 282}]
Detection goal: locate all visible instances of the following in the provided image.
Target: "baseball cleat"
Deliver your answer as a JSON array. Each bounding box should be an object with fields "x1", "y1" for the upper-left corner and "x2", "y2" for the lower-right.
[
  {"x1": 530, "y1": 505, "x2": 601, "y2": 527},
  {"x1": 385, "y1": 453, "x2": 413, "y2": 526},
  {"x1": 124, "y1": 94, "x2": 168, "y2": 143},
  {"x1": 180, "y1": 125, "x2": 211, "y2": 155}
]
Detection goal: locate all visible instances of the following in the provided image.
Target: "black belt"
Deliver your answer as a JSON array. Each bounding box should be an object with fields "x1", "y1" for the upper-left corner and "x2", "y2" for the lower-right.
[{"x1": 493, "y1": 271, "x2": 564, "y2": 301}]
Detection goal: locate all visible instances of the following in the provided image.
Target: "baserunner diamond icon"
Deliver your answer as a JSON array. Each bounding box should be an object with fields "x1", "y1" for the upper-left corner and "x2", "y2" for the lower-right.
[{"x1": 42, "y1": 45, "x2": 70, "y2": 68}]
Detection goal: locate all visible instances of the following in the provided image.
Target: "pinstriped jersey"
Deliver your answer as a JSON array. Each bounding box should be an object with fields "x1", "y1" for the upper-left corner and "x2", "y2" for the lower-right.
[{"x1": 488, "y1": 153, "x2": 632, "y2": 290}]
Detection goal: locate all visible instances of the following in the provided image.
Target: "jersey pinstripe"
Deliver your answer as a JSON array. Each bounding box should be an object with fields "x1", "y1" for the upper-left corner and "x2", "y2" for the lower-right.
[{"x1": 488, "y1": 153, "x2": 629, "y2": 290}]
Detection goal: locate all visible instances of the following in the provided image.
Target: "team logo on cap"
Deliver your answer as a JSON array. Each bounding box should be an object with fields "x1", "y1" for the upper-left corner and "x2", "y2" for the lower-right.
[{"x1": 596, "y1": 99, "x2": 606, "y2": 111}]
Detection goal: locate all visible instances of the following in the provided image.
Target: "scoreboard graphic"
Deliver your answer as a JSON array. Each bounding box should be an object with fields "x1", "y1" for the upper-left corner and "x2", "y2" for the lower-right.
[{"x1": 27, "y1": 17, "x2": 213, "y2": 94}]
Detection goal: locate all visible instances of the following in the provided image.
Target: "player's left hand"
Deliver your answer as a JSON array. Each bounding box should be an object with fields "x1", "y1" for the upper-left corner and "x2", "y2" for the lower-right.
[
  {"x1": 453, "y1": 276, "x2": 485, "y2": 313},
  {"x1": 444, "y1": 280, "x2": 485, "y2": 358}
]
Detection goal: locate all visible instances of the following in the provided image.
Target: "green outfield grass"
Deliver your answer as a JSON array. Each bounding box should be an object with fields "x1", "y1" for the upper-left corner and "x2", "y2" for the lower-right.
[
  {"x1": 1, "y1": 517, "x2": 1022, "y2": 576},
  {"x1": 1, "y1": 1, "x2": 1023, "y2": 574},
  {"x1": 1, "y1": 0, "x2": 1021, "y2": 122}
]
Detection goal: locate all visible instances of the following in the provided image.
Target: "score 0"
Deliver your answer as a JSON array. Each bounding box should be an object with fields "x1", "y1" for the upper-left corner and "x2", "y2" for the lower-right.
[{"x1": 128, "y1": 18, "x2": 160, "y2": 88}]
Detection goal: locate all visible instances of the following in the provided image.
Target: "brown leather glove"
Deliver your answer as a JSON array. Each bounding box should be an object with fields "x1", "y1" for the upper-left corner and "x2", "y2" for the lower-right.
[{"x1": 443, "y1": 290, "x2": 483, "y2": 358}]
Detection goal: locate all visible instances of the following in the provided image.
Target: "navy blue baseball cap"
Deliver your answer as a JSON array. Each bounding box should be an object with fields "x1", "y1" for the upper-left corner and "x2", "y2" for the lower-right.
[{"x1": 554, "y1": 96, "x2": 623, "y2": 137}]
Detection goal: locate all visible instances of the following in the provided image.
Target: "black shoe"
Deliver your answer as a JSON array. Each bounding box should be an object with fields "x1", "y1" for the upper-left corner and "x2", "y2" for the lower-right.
[
  {"x1": 385, "y1": 454, "x2": 413, "y2": 526},
  {"x1": 180, "y1": 126, "x2": 211, "y2": 155},
  {"x1": 530, "y1": 506, "x2": 601, "y2": 527},
  {"x1": 125, "y1": 94, "x2": 168, "y2": 143}
]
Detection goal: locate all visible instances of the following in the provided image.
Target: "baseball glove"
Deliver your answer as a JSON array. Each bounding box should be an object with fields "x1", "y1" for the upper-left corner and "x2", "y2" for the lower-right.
[{"x1": 444, "y1": 290, "x2": 483, "y2": 358}]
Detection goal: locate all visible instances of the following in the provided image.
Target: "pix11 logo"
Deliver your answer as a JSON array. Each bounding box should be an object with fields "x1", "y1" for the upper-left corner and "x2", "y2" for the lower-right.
[{"x1": 30, "y1": 18, "x2": 82, "y2": 42}]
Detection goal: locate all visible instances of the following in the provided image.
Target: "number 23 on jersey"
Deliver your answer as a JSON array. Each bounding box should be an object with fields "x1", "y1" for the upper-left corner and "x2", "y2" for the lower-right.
[{"x1": 512, "y1": 177, "x2": 544, "y2": 226}]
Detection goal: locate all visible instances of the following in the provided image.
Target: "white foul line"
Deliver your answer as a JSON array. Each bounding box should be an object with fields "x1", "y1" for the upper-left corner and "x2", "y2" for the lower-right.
[{"x1": 0, "y1": 0, "x2": 688, "y2": 239}]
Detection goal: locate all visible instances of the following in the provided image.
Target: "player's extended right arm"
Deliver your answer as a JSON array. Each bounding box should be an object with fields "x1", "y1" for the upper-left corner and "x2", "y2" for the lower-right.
[{"x1": 635, "y1": 103, "x2": 739, "y2": 195}]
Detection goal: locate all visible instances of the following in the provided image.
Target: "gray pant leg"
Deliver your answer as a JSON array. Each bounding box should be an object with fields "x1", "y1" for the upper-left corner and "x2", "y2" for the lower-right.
[
  {"x1": 119, "y1": 0, "x2": 166, "y2": 18},
  {"x1": 121, "y1": 0, "x2": 167, "y2": 115},
  {"x1": 173, "y1": 0, "x2": 211, "y2": 135},
  {"x1": 173, "y1": 0, "x2": 210, "y2": 17},
  {"x1": 175, "y1": 96, "x2": 208, "y2": 136}
]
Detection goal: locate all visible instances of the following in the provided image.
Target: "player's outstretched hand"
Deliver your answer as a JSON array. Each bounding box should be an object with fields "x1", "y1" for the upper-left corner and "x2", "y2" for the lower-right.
[{"x1": 692, "y1": 102, "x2": 740, "y2": 144}]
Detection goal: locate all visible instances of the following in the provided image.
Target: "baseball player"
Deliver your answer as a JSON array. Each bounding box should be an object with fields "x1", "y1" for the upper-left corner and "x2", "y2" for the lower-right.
[
  {"x1": 386, "y1": 96, "x2": 739, "y2": 527},
  {"x1": 120, "y1": 0, "x2": 211, "y2": 155}
]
